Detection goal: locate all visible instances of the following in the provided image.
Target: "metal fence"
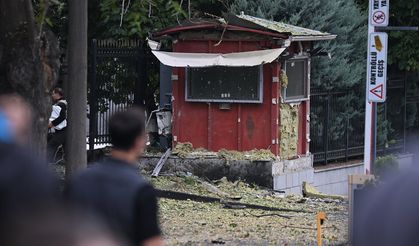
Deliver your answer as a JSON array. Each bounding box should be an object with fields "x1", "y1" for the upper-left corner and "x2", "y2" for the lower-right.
[
  {"x1": 310, "y1": 74, "x2": 417, "y2": 165},
  {"x1": 88, "y1": 39, "x2": 147, "y2": 150}
]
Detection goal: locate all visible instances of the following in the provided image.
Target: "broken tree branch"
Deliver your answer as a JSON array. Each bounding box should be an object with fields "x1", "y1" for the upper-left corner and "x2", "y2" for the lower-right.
[{"x1": 156, "y1": 189, "x2": 310, "y2": 214}]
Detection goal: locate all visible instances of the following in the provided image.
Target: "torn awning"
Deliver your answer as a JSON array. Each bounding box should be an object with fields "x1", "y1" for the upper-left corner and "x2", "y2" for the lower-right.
[{"x1": 151, "y1": 48, "x2": 286, "y2": 67}]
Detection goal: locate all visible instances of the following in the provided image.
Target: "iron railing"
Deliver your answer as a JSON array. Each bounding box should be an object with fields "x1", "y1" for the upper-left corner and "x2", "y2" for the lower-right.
[
  {"x1": 310, "y1": 75, "x2": 411, "y2": 165},
  {"x1": 88, "y1": 39, "x2": 146, "y2": 150}
]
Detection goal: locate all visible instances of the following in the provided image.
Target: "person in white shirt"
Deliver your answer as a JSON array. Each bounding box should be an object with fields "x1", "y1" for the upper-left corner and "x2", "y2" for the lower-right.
[{"x1": 47, "y1": 87, "x2": 67, "y2": 163}]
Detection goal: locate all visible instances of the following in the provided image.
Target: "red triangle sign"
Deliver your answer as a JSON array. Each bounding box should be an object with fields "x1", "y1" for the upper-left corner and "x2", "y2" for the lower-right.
[{"x1": 370, "y1": 84, "x2": 383, "y2": 99}]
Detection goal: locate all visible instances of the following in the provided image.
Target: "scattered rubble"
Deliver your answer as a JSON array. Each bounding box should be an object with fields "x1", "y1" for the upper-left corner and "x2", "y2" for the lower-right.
[
  {"x1": 151, "y1": 175, "x2": 349, "y2": 245},
  {"x1": 172, "y1": 142, "x2": 276, "y2": 162},
  {"x1": 302, "y1": 182, "x2": 346, "y2": 201},
  {"x1": 51, "y1": 165, "x2": 349, "y2": 245}
]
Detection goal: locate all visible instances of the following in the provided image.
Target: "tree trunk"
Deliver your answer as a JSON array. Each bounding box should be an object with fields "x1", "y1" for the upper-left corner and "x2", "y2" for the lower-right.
[
  {"x1": 65, "y1": 0, "x2": 88, "y2": 176},
  {"x1": 0, "y1": 0, "x2": 59, "y2": 158}
]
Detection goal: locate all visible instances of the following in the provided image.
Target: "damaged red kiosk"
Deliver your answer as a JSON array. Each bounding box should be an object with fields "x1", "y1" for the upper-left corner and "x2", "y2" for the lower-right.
[{"x1": 151, "y1": 13, "x2": 335, "y2": 163}]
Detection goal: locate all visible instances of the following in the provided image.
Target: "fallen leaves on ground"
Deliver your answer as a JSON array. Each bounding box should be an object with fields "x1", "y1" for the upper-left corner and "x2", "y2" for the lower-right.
[{"x1": 150, "y1": 175, "x2": 349, "y2": 246}]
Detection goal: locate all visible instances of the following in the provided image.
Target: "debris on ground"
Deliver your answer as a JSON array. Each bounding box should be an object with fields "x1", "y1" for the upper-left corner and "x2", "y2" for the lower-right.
[
  {"x1": 171, "y1": 142, "x2": 194, "y2": 158},
  {"x1": 151, "y1": 175, "x2": 349, "y2": 245},
  {"x1": 197, "y1": 179, "x2": 242, "y2": 200},
  {"x1": 51, "y1": 165, "x2": 348, "y2": 245},
  {"x1": 302, "y1": 181, "x2": 346, "y2": 201},
  {"x1": 218, "y1": 149, "x2": 276, "y2": 162},
  {"x1": 172, "y1": 142, "x2": 276, "y2": 162},
  {"x1": 152, "y1": 148, "x2": 172, "y2": 177}
]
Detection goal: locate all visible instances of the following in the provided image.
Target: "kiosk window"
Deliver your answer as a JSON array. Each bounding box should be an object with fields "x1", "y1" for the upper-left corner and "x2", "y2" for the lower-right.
[
  {"x1": 283, "y1": 58, "x2": 309, "y2": 102},
  {"x1": 186, "y1": 66, "x2": 262, "y2": 103}
]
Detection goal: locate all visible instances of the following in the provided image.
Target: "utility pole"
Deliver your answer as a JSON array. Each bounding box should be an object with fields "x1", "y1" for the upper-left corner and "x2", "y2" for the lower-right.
[{"x1": 66, "y1": 0, "x2": 88, "y2": 177}]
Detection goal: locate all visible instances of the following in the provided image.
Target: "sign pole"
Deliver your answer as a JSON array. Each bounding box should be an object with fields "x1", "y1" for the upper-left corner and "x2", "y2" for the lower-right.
[
  {"x1": 364, "y1": 0, "x2": 389, "y2": 174},
  {"x1": 364, "y1": 20, "x2": 374, "y2": 174}
]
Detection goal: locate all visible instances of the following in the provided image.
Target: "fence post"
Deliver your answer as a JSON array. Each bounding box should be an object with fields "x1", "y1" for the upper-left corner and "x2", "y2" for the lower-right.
[
  {"x1": 88, "y1": 39, "x2": 98, "y2": 151},
  {"x1": 345, "y1": 116, "x2": 349, "y2": 162},
  {"x1": 403, "y1": 72, "x2": 407, "y2": 153},
  {"x1": 324, "y1": 93, "x2": 330, "y2": 165},
  {"x1": 135, "y1": 42, "x2": 147, "y2": 107}
]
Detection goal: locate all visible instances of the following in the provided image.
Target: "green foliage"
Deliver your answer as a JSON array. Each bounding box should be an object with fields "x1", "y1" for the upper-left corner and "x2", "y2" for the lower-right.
[
  {"x1": 193, "y1": 0, "x2": 232, "y2": 17},
  {"x1": 232, "y1": 0, "x2": 370, "y2": 152},
  {"x1": 32, "y1": 0, "x2": 67, "y2": 46},
  {"x1": 377, "y1": 104, "x2": 395, "y2": 147},
  {"x1": 72, "y1": 0, "x2": 185, "y2": 113},
  {"x1": 94, "y1": 57, "x2": 137, "y2": 112},
  {"x1": 375, "y1": 155, "x2": 399, "y2": 177},
  {"x1": 356, "y1": 0, "x2": 419, "y2": 71},
  {"x1": 387, "y1": 1, "x2": 419, "y2": 71},
  {"x1": 406, "y1": 73, "x2": 419, "y2": 129},
  {"x1": 231, "y1": 0, "x2": 367, "y2": 90},
  {"x1": 94, "y1": 0, "x2": 184, "y2": 39}
]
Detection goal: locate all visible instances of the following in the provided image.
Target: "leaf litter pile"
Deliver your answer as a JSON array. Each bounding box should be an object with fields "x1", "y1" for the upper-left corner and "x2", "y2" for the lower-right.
[
  {"x1": 149, "y1": 174, "x2": 349, "y2": 246},
  {"x1": 171, "y1": 142, "x2": 276, "y2": 161}
]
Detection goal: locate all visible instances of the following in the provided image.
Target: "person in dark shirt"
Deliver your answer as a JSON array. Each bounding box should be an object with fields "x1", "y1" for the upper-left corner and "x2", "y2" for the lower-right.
[
  {"x1": 66, "y1": 107, "x2": 163, "y2": 246},
  {"x1": 0, "y1": 205, "x2": 127, "y2": 246},
  {"x1": 0, "y1": 142, "x2": 58, "y2": 217},
  {"x1": 47, "y1": 87, "x2": 67, "y2": 162},
  {"x1": 0, "y1": 94, "x2": 58, "y2": 225}
]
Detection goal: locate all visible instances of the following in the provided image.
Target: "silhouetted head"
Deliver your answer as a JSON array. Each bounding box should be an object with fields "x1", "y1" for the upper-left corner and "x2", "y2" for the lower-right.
[
  {"x1": 51, "y1": 87, "x2": 64, "y2": 103},
  {"x1": 109, "y1": 107, "x2": 146, "y2": 160}
]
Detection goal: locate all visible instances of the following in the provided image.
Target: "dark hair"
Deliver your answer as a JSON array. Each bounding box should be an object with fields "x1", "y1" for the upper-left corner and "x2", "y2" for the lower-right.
[
  {"x1": 52, "y1": 87, "x2": 64, "y2": 97},
  {"x1": 109, "y1": 107, "x2": 146, "y2": 151}
]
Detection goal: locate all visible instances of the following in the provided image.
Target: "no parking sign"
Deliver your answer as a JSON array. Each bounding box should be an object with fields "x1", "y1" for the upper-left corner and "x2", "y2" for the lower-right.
[{"x1": 370, "y1": 0, "x2": 389, "y2": 26}]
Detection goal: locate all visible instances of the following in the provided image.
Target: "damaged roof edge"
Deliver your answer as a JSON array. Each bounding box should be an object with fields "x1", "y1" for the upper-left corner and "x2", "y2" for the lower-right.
[
  {"x1": 233, "y1": 14, "x2": 336, "y2": 41},
  {"x1": 290, "y1": 35, "x2": 337, "y2": 42},
  {"x1": 152, "y1": 14, "x2": 336, "y2": 42}
]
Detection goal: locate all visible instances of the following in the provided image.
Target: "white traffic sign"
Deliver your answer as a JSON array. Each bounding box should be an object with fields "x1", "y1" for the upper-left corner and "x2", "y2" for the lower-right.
[
  {"x1": 367, "y1": 32, "x2": 388, "y2": 102},
  {"x1": 370, "y1": 0, "x2": 389, "y2": 26}
]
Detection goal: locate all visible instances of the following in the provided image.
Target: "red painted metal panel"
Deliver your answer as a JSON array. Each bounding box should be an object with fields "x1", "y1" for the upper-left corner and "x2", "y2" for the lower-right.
[
  {"x1": 211, "y1": 104, "x2": 239, "y2": 150},
  {"x1": 175, "y1": 40, "x2": 210, "y2": 52},
  {"x1": 153, "y1": 23, "x2": 288, "y2": 39},
  {"x1": 171, "y1": 39, "x2": 279, "y2": 152},
  {"x1": 240, "y1": 65, "x2": 272, "y2": 151},
  {"x1": 171, "y1": 67, "x2": 180, "y2": 145},
  {"x1": 175, "y1": 67, "x2": 209, "y2": 149}
]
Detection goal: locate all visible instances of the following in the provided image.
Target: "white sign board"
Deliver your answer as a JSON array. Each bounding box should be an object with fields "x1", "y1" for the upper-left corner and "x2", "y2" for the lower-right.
[
  {"x1": 369, "y1": 0, "x2": 389, "y2": 26},
  {"x1": 367, "y1": 32, "x2": 388, "y2": 102}
]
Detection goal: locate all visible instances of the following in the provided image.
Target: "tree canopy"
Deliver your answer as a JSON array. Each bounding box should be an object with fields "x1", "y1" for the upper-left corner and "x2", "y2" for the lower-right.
[
  {"x1": 355, "y1": 0, "x2": 419, "y2": 72},
  {"x1": 231, "y1": 0, "x2": 367, "y2": 90}
]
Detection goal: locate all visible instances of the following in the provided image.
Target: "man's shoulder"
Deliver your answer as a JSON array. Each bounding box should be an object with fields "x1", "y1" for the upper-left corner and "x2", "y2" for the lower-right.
[
  {"x1": 69, "y1": 162, "x2": 105, "y2": 179},
  {"x1": 0, "y1": 143, "x2": 44, "y2": 167},
  {"x1": 55, "y1": 100, "x2": 67, "y2": 108},
  {"x1": 69, "y1": 159, "x2": 148, "y2": 187},
  {"x1": 0, "y1": 143, "x2": 58, "y2": 198}
]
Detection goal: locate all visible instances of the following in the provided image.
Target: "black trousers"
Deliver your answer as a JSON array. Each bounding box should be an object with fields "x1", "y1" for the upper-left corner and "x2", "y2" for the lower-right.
[{"x1": 47, "y1": 128, "x2": 66, "y2": 162}]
